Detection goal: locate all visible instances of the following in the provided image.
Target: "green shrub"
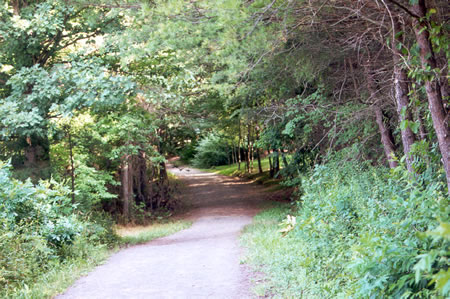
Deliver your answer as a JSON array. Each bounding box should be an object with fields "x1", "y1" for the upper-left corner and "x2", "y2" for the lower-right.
[
  {"x1": 179, "y1": 142, "x2": 197, "y2": 163},
  {"x1": 292, "y1": 162, "x2": 449, "y2": 298},
  {"x1": 192, "y1": 133, "x2": 230, "y2": 168},
  {"x1": 0, "y1": 161, "x2": 81, "y2": 244},
  {"x1": 74, "y1": 163, "x2": 118, "y2": 213},
  {"x1": 243, "y1": 161, "x2": 449, "y2": 298},
  {"x1": 0, "y1": 221, "x2": 53, "y2": 291},
  {"x1": 0, "y1": 161, "x2": 117, "y2": 295}
]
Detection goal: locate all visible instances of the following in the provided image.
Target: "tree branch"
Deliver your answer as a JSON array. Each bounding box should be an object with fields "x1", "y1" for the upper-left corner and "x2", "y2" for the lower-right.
[{"x1": 385, "y1": 0, "x2": 420, "y2": 19}]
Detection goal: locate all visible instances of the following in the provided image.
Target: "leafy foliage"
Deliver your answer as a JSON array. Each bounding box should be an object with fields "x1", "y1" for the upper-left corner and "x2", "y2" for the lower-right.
[
  {"x1": 0, "y1": 0, "x2": 449, "y2": 296},
  {"x1": 0, "y1": 161, "x2": 83, "y2": 292},
  {"x1": 0, "y1": 60, "x2": 135, "y2": 138},
  {"x1": 192, "y1": 133, "x2": 231, "y2": 168},
  {"x1": 242, "y1": 162, "x2": 449, "y2": 298},
  {"x1": 248, "y1": 161, "x2": 449, "y2": 298}
]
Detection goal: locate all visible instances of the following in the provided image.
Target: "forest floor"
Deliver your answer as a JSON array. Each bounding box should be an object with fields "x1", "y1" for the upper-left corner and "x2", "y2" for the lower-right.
[{"x1": 57, "y1": 165, "x2": 283, "y2": 298}]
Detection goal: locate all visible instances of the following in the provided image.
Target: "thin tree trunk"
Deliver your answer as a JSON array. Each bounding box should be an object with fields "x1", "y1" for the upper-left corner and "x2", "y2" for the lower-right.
[
  {"x1": 255, "y1": 127, "x2": 263, "y2": 174},
  {"x1": 246, "y1": 123, "x2": 250, "y2": 173},
  {"x1": 392, "y1": 18, "x2": 417, "y2": 172},
  {"x1": 268, "y1": 150, "x2": 274, "y2": 178},
  {"x1": 257, "y1": 148, "x2": 263, "y2": 174},
  {"x1": 282, "y1": 151, "x2": 288, "y2": 169},
  {"x1": 238, "y1": 120, "x2": 241, "y2": 171},
  {"x1": 374, "y1": 106, "x2": 398, "y2": 168},
  {"x1": 415, "y1": 105, "x2": 428, "y2": 141},
  {"x1": 231, "y1": 142, "x2": 236, "y2": 165},
  {"x1": 411, "y1": 1, "x2": 450, "y2": 193},
  {"x1": 12, "y1": 0, "x2": 20, "y2": 15},
  {"x1": 68, "y1": 129, "x2": 75, "y2": 203},
  {"x1": 121, "y1": 154, "x2": 131, "y2": 220},
  {"x1": 274, "y1": 149, "x2": 280, "y2": 174},
  {"x1": 364, "y1": 64, "x2": 398, "y2": 168},
  {"x1": 24, "y1": 144, "x2": 37, "y2": 166},
  {"x1": 249, "y1": 124, "x2": 254, "y2": 173}
]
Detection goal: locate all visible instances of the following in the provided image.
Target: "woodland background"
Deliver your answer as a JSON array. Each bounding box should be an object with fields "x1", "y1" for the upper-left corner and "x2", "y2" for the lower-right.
[{"x1": 0, "y1": 0, "x2": 448, "y2": 297}]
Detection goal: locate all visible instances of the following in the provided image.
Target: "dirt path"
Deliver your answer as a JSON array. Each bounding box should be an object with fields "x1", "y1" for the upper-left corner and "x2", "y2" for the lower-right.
[{"x1": 57, "y1": 166, "x2": 271, "y2": 299}]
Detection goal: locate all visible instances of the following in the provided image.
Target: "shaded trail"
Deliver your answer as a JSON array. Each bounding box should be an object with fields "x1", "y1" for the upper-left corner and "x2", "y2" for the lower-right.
[{"x1": 57, "y1": 166, "x2": 270, "y2": 299}]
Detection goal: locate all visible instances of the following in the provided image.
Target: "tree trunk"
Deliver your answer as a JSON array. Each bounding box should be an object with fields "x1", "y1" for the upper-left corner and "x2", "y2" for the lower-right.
[
  {"x1": 231, "y1": 143, "x2": 236, "y2": 165},
  {"x1": 257, "y1": 148, "x2": 263, "y2": 174},
  {"x1": 249, "y1": 124, "x2": 254, "y2": 173},
  {"x1": 68, "y1": 129, "x2": 75, "y2": 203},
  {"x1": 281, "y1": 151, "x2": 288, "y2": 169},
  {"x1": 392, "y1": 18, "x2": 417, "y2": 172},
  {"x1": 159, "y1": 161, "x2": 168, "y2": 183},
  {"x1": 246, "y1": 123, "x2": 250, "y2": 173},
  {"x1": 11, "y1": 0, "x2": 20, "y2": 15},
  {"x1": 374, "y1": 106, "x2": 398, "y2": 168},
  {"x1": 24, "y1": 144, "x2": 37, "y2": 167},
  {"x1": 274, "y1": 149, "x2": 280, "y2": 174},
  {"x1": 411, "y1": 1, "x2": 450, "y2": 193},
  {"x1": 238, "y1": 120, "x2": 241, "y2": 171},
  {"x1": 415, "y1": 106, "x2": 428, "y2": 141},
  {"x1": 268, "y1": 150, "x2": 274, "y2": 178},
  {"x1": 135, "y1": 150, "x2": 152, "y2": 209},
  {"x1": 255, "y1": 127, "x2": 263, "y2": 174},
  {"x1": 121, "y1": 155, "x2": 131, "y2": 220},
  {"x1": 364, "y1": 64, "x2": 398, "y2": 168}
]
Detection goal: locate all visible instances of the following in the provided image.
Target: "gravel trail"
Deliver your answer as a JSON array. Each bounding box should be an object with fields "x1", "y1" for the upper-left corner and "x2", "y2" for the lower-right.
[{"x1": 57, "y1": 166, "x2": 269, "y2": 299}]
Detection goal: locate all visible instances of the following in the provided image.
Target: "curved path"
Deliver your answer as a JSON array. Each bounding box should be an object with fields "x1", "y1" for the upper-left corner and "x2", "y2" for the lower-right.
[{"x1": 57, "y1": 166, "x2": 270, "y2": 299}]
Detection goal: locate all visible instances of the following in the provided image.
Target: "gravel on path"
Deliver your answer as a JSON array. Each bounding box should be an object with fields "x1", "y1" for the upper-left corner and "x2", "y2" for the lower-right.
[{"x1": 57, "y1": 166, "x2": 269, "y2": 299}]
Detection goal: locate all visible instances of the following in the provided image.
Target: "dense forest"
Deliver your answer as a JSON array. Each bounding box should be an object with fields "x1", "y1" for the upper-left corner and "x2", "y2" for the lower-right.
[{"x1": 0, "y1": 0, "x2": 448, "y2": 298}]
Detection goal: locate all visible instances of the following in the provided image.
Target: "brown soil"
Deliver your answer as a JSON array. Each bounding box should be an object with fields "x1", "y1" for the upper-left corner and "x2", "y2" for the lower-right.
[{"x1": 57, "y1": 165, "x2": 276, "y2": 299}]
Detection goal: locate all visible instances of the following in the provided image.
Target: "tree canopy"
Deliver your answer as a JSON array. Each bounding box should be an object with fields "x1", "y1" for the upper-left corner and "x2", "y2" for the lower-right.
[{"x1": 0, "y1": 0, "x2": 448, "y2": 297}]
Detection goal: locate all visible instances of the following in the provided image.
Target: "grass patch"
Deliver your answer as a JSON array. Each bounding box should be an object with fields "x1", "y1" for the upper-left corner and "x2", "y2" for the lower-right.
[
  {"x1": 116, "y1": 220, "x2": 192, "y2": 246},
  {"x1": 203, "y1": 157, "x2": 271, "y2": 176},
  {"x1": 3, "y1": 244, "x2": 113, "y2": 299},
  {"x1": 200, "y1": 157, "x2": 287, "y2": 188},
  {"x1": 241, "y1": 202, "x2": 310, "y2": 298}
]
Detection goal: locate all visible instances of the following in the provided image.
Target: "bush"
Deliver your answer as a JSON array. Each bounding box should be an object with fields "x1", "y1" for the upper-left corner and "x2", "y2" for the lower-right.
[
  {"x1": 0, "y1": 161, "x2": 117, "y2": 295},
  {"x1": 0, "y1": 221, "x2": 53, "y2": 290},
  {"x1": 243, "y1": 161, "x2": 449, "y2": 298},
  {"x1": 74, "y1": 163, "x2": 118, "y2": 213},
  {"x1": 291, "y1": 161, "x2": 449, "y2": 298},
  {"x1": 179, "y1": 142, "x2": 197, "y2": 163},
  {"x1": 192, "y1": 133, "x2": 230, "y2": 168}
]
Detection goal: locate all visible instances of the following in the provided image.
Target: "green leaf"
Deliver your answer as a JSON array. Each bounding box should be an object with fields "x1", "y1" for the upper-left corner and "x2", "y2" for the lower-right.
[
  {"x1": 428, "y1": 222, "x2": 450, "y2": 240},
  {"x1": 410, "y1": 122, "x2": 420, "y2": 134},
  {"x1": 400, "y1": 119, "x2": 409, "y2": 131}
]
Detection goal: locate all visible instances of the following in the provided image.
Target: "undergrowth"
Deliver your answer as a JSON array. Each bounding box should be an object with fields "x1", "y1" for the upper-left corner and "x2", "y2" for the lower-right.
[
  {"x1": 0, "y1": 161, "x2": 191, "y2": 298},
  {"x1": 240, "y1": 203, "x2": 305, "y2": 298},
  {"x1": 3, "y1": 245, "x2": 112, "y2": 299},
  {"x1": 241, "y1": 161, "x2": 449, "y2": 298}
]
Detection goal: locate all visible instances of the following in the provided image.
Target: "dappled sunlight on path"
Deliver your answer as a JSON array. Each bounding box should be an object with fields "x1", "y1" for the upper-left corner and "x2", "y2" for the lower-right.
[{"x1": 57, "y1": 165, "x2": 271, "y2": 299}]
